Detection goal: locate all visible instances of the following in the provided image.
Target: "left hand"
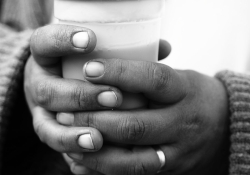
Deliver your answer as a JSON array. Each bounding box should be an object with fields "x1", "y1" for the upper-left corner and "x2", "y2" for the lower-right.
[
  {"x1": 57, "y1": 58, "x2": 230, "y2": 175},
  {"x1": 25, "y1": 24, "x2": 171, "y2": 174}
]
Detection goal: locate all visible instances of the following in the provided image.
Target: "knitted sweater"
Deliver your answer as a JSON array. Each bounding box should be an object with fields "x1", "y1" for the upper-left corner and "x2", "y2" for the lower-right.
[
  {"x1": 216, "y1": 71, "x2": 250, "y2": 175},
  {"x1": 0, "y1": 1, "x2": 72, "y2": 175},
  {"x1": 0, "y1": 1, "x2": 250, "y2": 175}
]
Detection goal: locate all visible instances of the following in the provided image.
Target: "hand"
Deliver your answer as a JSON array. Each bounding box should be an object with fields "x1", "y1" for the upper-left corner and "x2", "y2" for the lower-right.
[
  {"x1": 25, "y1": 24, "x2": 110, "y2": 153},
  {"x1": 25, "y1": 23, "x2": 171, "y2": 175},
  {"x1": 62, "y1": 153, "x2": 104, "y2": 175},
  {"x1": 57, "y1": 58, "x2": 230, "y2": 175},
  {"x1": 25, "y1": 23, "x2": 171, "y2": 152},
  {"x1": 25, "y1": 24, "x2": 110, "y2": 174}
]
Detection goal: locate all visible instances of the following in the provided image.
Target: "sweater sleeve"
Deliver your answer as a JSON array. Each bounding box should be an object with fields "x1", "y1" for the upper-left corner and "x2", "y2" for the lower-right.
[
  {"x1": 216, "y1": 70, "x2": 250, "y2": 175},
  {"x1": 0, "y1": 24, "x2": 32, "y2": 172},
  {"x1": 1, "y1": 0, "x2": 52, "y2": 31}
]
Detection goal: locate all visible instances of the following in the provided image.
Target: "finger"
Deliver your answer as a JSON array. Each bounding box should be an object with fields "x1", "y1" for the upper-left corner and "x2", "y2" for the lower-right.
[
  {"x1": 33, "y1": 76, "x2": 123, "y2": 111},
  {"x1": 68, "y1": 145, "x2": 161, "y2": 175},
  {"x1": 30, "y1": 24, "x2": 96, "y2": 67},
  {"x1": 57, "y1": 107, "x2": 181, "y2": 145},
  {"x1": 70, "y1": 162, "x2": 92, "y2": 175},
  {"x1": 29, "y1": 57, "x2": 123, "y2": 111},
  {"x1": 32, "y1": 106, "x2": 103, "y2": 152},
  {"x1": 158, "y1": 39, "x2": 171, "y2": 61},
  {"x1": 83, "y1": 58, "x2": 187, "y2": 104},
  {"x1": 70, "y1": 162, "x2": 104, "y2": 175},
  {"x1": 63, "y1": 153, "x2": 74, "y2": 166},
  {"x1": 69, "y1": 145, "x2": 199, "y2": 175},
  {"x1": 63, "y1": 154, "x2": 104, "y2": 175}
]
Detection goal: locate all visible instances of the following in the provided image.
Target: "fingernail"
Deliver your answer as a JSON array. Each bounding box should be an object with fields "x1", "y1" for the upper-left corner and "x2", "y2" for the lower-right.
[
  {"x1": 83, "y1": 61, "x2": 104, "y2": 78},
  {"x1": 68, "y1": 153, "x2": 83, "y2": 161},
  {"x1": 56, "y1": 113, "x2": 74, "y2": 125},
  {"x1": 98, "y1": 91, "x2": 118, "y2": 108},
  {"x1": 71, "y1": 162, "x2": 91, "y2": 175},
  {"x1": 78, "y1": 134, "x2": 95, "y2": 150},
  {"x1": 72, "y1": 32, "x2": 89, "y2": 49}
]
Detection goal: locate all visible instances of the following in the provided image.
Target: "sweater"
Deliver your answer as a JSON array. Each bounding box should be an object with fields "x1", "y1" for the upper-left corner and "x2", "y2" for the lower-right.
[
  {"x1": 0, "y1": 0, "x2": 250, "y2": 175},
  {"x1": 0, "y1": 1, "x2": 72, "y2": 175},
  {"x1": 216, "y1": 71, "x2": 250, "y2": 175}
]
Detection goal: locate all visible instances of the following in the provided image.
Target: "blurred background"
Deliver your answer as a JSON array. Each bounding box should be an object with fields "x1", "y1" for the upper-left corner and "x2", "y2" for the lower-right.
[{"x1": 161, "y1": 0, "x2": 250, "y2": 75}]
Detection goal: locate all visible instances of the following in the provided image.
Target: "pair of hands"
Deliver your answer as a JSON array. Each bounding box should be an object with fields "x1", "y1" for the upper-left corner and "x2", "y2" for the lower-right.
[{"x1": 25, "y1": 24, "x2": 229, "y2": 175}]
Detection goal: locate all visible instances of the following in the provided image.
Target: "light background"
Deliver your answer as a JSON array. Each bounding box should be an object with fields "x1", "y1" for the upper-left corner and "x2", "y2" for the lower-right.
[{"x1": 160, "y1": 0, "x2": 250, "y2": 75}]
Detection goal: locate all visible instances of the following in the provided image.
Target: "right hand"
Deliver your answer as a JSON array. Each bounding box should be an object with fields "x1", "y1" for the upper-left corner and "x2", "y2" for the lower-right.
[{"x1": 57, "y1": 58, "x2": 230, "y2": 175}]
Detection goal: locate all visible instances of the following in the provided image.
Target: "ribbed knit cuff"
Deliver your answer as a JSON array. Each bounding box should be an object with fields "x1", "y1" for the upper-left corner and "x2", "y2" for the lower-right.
[{"x1": 216, "y1": 70, "x2": 250, "y2": 175}]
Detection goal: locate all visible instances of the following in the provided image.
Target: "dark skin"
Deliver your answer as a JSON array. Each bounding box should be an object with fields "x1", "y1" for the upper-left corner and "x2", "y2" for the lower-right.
[{"x1": 25, "y1": 24, "x2": 229, "y2": 175}]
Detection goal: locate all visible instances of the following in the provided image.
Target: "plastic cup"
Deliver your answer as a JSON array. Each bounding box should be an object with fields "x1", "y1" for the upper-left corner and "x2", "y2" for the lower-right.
[{"x1": 54, "y1": 0, "x2": 165, "y2": 109}]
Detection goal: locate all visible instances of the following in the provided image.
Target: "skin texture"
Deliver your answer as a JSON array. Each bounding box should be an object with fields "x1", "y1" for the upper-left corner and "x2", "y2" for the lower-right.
[{"x1": 25, "y1": 24, "x2": 229, "y2": 175}]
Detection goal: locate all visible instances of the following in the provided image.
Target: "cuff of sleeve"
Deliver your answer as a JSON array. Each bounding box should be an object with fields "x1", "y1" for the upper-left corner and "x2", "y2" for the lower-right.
[{"x1": 216, "y1": 70, "x2": 250, "y2": 175}]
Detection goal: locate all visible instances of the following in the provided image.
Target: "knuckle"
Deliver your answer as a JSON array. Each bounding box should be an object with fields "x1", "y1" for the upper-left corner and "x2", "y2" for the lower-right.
[
  {"x1": 74, "y1": 112, "x2": 95, "y2": 127},
  {"x1": 51, "y1": 26, "x2": 69, "y2": 51},
  {"x1": 179, "y1": 109, "x2": 204, "y2": 141},
  {"x1": 35, "y1": 81, "x2": 54, "y2": 107},
  {"x1": 85, "y1": 156, "x2": 101, "y2": 172},
  {"x1": 151, "y1": 64, "x2": 172, "y2": 93},
  {"x1": 71, "y1": 86, "x2": 91, "y2": 110},
  {"x1": 55, "y1": 132, "x2": 69, "y2": 152},
  {"x1": 30, "y1": 25, "x2": 72, "y2": 58},
  {"x1": 85, "y1": 112, "x2": 95, "y2": 127},
  {"x1": 118, "y1": 116, "x2": 146, "y2": 143},
  {"x1": 126, "y1": 162, "x2": 147, "y2": 175},
  {"x1": 113, "y1": 59, "x2": 129, "y2": 83}
]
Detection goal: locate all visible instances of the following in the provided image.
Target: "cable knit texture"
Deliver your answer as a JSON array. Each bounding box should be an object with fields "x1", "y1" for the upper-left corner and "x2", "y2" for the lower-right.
[
  {"x1": 0, "y1": 25, "x2": 32, "y2": 172},
  {"x1": 216, "y1": 71, "x2": 250, "y2": 175}
]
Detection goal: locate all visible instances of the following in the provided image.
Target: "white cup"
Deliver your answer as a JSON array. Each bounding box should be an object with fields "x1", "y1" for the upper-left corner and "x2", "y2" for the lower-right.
[{"x1": 54, "y1": 0, "x2": 165, "y2": 109}]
